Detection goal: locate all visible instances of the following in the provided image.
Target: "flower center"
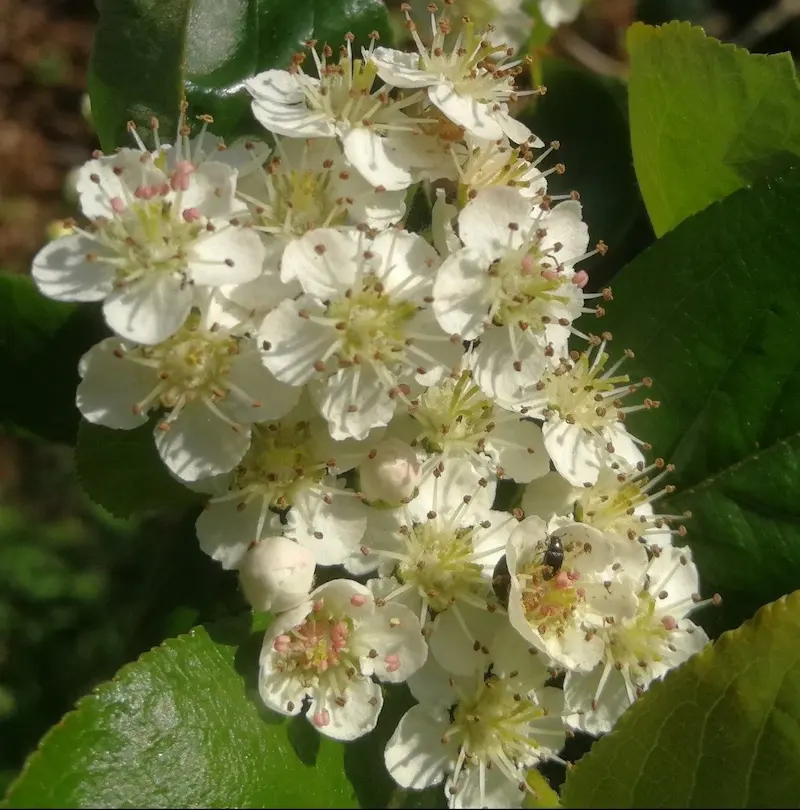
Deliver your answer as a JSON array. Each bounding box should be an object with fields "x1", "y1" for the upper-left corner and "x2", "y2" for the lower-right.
[
  {"x1": 273, "y1": 601, "x2": 356, "y2": 687},
  {"x1": 516, "y1": 541, "x2": 588, "y2": 636},
  {"x1": 488, "y1": 248, "x2": 572, "y2": 329},
  {"x1": 410, "y1": 371, "x2": 495, "y2": 454},
  {"x1": 232, "y1": 420, "x2": 328, "y2": 508},
  {"x1": 120, "y1": 312, "x2": 243, "y2": 422},
  {"x1": 605, "y1": 595, "x2": 671, "y2": 673},
  {"x1": 444, "y1": 672, "x2": 548, "y2": 790},
  {"x1": 324, "y1": 274, "x2": 418, "y2": 365},
  {"x1": 396, "y1": 521, "x2": 485, "y2": 613}
]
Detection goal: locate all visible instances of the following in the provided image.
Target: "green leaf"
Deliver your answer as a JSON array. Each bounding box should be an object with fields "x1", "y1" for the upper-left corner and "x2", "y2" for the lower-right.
[
  {"x1": 0, "y1": 275, "x2": 106, "y2": 444},
  {"x1": 520, "y1": 58, "x2": 653, "y2": 288},
  {"x1": 4, "y1": 614, "x2": 362, "y2": 809},
  {"x1": 88, "y1": 0, "x2": 394, "y2": 151},
  {"x1": 627, "y1": 21, "x2": 800, "y2": 236},
  {"x1": 597, "y1": 164, "x2": 800, "y2": 635},
  {"x1": 561, "y1": 590, "x2": 800, "y2": 808},
  {"x1": 75, "y1": 421, "x2": 203, "y2": 518}
]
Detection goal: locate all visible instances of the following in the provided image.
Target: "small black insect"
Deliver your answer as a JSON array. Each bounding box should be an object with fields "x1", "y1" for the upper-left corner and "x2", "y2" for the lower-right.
[
  {"x1": 542, "y1": 534, "x2": 565, "y2": 580},
  {"x1": 491, "y1": 554, "x2": 511, "y2": 610}
]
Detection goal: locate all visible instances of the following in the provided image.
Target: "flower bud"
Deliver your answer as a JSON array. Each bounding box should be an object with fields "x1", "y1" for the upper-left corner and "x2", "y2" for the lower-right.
[
  {"x1": 238, "y1": 535, "x2": 315, "y2": 614},
  {"x1": 359, "y1": 438, "x2": 421, "y2": 505}
]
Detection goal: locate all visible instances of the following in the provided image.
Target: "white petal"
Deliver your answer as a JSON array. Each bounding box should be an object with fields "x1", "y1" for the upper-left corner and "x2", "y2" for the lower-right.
[
  {"x1": 432, "y1": 249, "x2": 492, "y2": 339},
  {"x1": 458, "y1": 186, "x2": 534, "y2": 255},
  {"x1": 259, "y1": 297, "x2": 334, "y2": 386},
  {"x1": 430, "y1": 605, "x2": 499, "y2": 676},
  {"x1": 369, "y1": 229, "x2": 439, "y2": 302},
  {"x1": 539, "y1": 200, "x2": 589, "y2": 261},
  {"x1": 542, "y1": 419, "x2": 603, "y2": 487},
  {"x1": 540, "y1": 0, "x2": 583, "y2": 27},
  {"x1": 449, "y1": 764, "x2": 526, "y2": 809},
  {"x1": 258, "y1": 669, "x2": 307, "y2": 718},
  {"x1": 308, "y1": 677, "x2": 382, "y2": 741},
  {"x1": 32, "y1": 235, "x2": 115, "y2": 302},
  {"x1": 469, "y1": 329, "x2": 547, "y2": 407},
  {"x1": 407, "y1": 455, "x2": 494, "y2": 523},
  {"x1": 521, "y1": 471, "x2": 581, "y2": 522},
  {"x1": 188, "y1": 225, "x2": 264, "y2": 287},
  {"x1": 483, "y1": 417, "x2": 550, "y2": 482},
  {"x1": 281, "y1": 228, "x2": 358, "y2": 299},
  {"x1": 431, "y1": 188, "x2": 461, "y2": 258},
  {"x1": 76, "y1": 338, "x2": 152, "y2": 429},
  {"x1": 384, "y1": 705, "x2": 454, "y2": 790},
  {"x1": 340, "y1": 127, "x2": 414, "y2": 191},
  {"x1": 180, "y1": 160, "x2": 237, "y2": 217},
  {"x1": 195, "y1": 497, "x2": 282, "y2": 570},
  {"x1": 608, "y1": 426, "x2": 646, "y2": 469},
  {"x1": 222, "y1": 347, "x2": 301, "y2": 424},
  {"x1": 370, "y1": 48, "x2": 435, "y2": 89},
  {"x1": 287, "y1": 487, "x2": 368, "y2": 566},
  {"x1": 406, "y1": 655, "x2": 461, "y2": 706},
  {"x1": 247, "y1": 70, "x2": 336, "y2": 139},
  {"x1": 313, "y1": 365, "x2": 396, "y2": 441},
  {"x1": 428, "y1": 83, "x2": 504, "y2": 141},
  {"x1": 353, "y1": 601, "x2": 428, "y2": 682},
  {"x1": 102, "y1": 274, "x2": 193, "y2": 345},
  {"x1": 495, "y1": 108, "x2": 534, "y2": 145},
  {"x1": 564, "y1": 667, "x2": 629, "y2": 736},
  {"x1": 154, "y1": 401, "x2": 251, "y2": 482}
]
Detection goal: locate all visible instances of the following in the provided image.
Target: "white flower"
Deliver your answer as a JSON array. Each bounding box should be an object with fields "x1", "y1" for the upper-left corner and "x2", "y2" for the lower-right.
[
  {"x1": 522, "y1": 459, "x2": 685, "y2": 547},
  {"x1": 259, "y1": 579, "x2": 427, "y2": 741},
  {"x1": 76, "y1": 307, "x2": 299, "y2": 482},
  {"x1": 506, "y1": 516, "x2": 648, "y2": 671},
  {"x1": 433, "y1": 186, "x2": 592, "y2": 406},
  {"x1": 238, "y1": 535, "x2": 316, "y2": 613},
  {"x1": 195, "y1": 400, "x2": 370, "y2": 569},
  {"x1": 259, "y1": 227, "x2": 460, "y2": 440},
  {"x1": 348, "y1": 457, "x2": 516, "y2": 673},
  {"x1": 539, "y1": 0, "x2": 583, "y2": 28},
  {"x1": 385, "y1": 612, "x2": 566, "y2": 809},
  {"x1": 564, "y1": 545, "x2": 714, "y2": 735},
  {"x1": 517, "y1": 337, "x2": 656, "y2": 486},
  {"x1": 33, "y1": 137, "x2": 264, "y2": 345},
  {"x1": 246, "y1": 37, "x2": 420, "y2": 190},
  {"x1": 370, "y1": 10, "x2": 534, "y2": 144},
  {"x1": 407, "y1": 368, "x2": 550, "y2": 482},
  {"x1": 358, "y1": 437, "x2": 421, "y2": 505}
]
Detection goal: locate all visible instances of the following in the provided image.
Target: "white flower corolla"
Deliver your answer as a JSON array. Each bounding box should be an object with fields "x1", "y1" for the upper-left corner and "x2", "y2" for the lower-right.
[
  {"x1": 238, "y1": 535, "x2": 316, "y2": 613},
  {"x1": 259, "y1": 579, "x2": 428, "y2": 741},
  {"x1": 407, "y1": 368, "x2": 550, "y2": 482},
  {"x1": 195, "y1": 402, "x2": 370, "y2": 569},
  {"x1": 245, "y1": 36, "x2": 422, "y2": 190},
  {"x1": 370, "y1": 8, "x2": 534, "y2": 144},
  {"x1": 259, "y1": 227, "x2": 461, "y2": 440},
  {"x1": 522, "y1": 459, "x2": 687, "y2": 547},
  {"x1": 539, "y1": 0, "x2": 583, "y2": 28},
  {"x1": 517, "y1": 337, "x2": 657, "y2": 486},
  {"x1": 385, "y1": 613, "x2": 566, "y2": 810},
  {"x1": 76, "y1": 307, "x2": 299, "y2": 483},
  {"x1": 564, "y1": 545, "x2": 715, "y2": 735},
  {"x1": 506, "y1": 516, "x2": 648, "y2": 671},
  {"x1": 358, "y1": 437, "x2": 421, "y2": 505},
  {"x1": 432, "y1": 187, "x2": 597, "y2": 406},
  {"x1": 33, "y1": 130, "x2": 264, "y2": 345},
  {"x1": 348, "y1": 458, "x2": 516, "y2": 672}
]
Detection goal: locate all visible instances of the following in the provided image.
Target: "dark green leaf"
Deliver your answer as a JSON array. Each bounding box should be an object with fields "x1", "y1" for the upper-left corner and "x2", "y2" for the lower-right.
[
  {"x1": 520, "y1": 58, "x2": 653, "y2": 288},
  {"x1": 561, "y1": 590, "x2": 800, "y2": 808},
  {"x1": 4, "y1": 614, "x2": 362, "y2": 809},
  {"x1": 0, "y1": 275, "x2": 106, "y2": 444},
  {"x1": 598, "y1": 164, "x2": 800, "y2": 634},
  {"x1": 627, "y1": 21, "x2": 800, "y2": 236},
  {"x1": 88, "y1": 0, "x2": 394, "y2": 151},
  {"x1": 75, "y1": 420, "x2": 203, "y2": 518}
]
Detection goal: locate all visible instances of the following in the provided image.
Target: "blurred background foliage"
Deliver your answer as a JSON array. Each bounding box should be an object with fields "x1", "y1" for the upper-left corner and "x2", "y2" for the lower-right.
[{"x1": 2, "y1": 0, "x2": 799, "y2": 795}]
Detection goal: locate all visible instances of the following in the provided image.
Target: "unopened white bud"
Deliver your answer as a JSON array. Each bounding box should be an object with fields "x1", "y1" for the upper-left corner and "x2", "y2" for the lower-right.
[
  {"x1": 238, "y1": 536, "x2": 315, "y2": 614},
  {"x1": 359, "y1": 438, "x2": 421, "y2": 505}
]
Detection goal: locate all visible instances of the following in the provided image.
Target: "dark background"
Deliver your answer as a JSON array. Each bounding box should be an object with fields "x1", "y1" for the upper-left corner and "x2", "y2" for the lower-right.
[{"x1": 0, "y1": 0, "x2": 794, "y2": 794}]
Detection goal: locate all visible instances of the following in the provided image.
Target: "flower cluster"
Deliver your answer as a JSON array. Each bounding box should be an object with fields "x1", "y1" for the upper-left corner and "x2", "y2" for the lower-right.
[{"x1": 33, "y1": 8, "x2": 716, "y2": 808}]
